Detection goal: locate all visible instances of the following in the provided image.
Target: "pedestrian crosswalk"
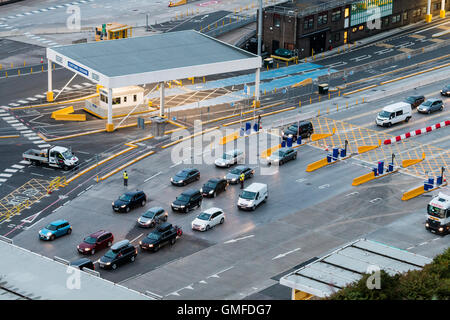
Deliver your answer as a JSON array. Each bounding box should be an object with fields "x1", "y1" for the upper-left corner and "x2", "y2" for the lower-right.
[{"x1": 3, "y1": 82, "x2": 95, "y2": 107}]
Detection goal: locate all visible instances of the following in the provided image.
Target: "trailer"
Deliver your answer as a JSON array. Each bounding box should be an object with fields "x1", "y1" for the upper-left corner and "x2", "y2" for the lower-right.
[{"x1": 23, "y1": 146, "x2": 79, "y2": 170}]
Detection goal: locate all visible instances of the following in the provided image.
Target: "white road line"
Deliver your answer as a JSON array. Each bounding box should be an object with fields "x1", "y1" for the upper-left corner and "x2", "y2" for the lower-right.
[
  {"x1": 0, "y1": 173, "x2": 12, "y2": 178},
  {"x1": 21, "y1": 131, "x2": 34, "y2": 134},
  {"x1": 20, "y1": 160, "x2": 31, "y2": 164},
  {"x1": 11, "y1": 123, "x2": 24, "y2": 127},
  {"x1": 144, "y1": 171, "x2": 163, "y2": 182},
  {"x1": 32, "y1": 140, "x2": 46, "y2": 144},
  {"x1": 0, "y1": 178, "x2": 7, "y2": 183},
  {"x1": 24, "y1": 133, "x2": 37, "y2": 137},
  {"x1": 4, "y1": 169, "x2": 18, "y2": 173},
  {"x1": 17, "y1": 100, "x2": 28, "y2": 104},
  {"x1": 6, "y1": 120, "x2": 19, "y2": 123},
  {"x1": 27, "y1": 136, "x2": 41, "y2": 140},
  {"x1": 38, "y1": 144, "x2": 51, "y2": 148},
  {"x1": 15, "y1": 126, "x2": 28, "y2": 130},
  {"x1": 130, "y1": 233, "x2": 144, "y2": 243},
  {"x1": 11, "y1": 165, "x2": 24, "y2": 169},
  {"x1": 2, "y1": 117, "x2": 14, "y2": 120}
]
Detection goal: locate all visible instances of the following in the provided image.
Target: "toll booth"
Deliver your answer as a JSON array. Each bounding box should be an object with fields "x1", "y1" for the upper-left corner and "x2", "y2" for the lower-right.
[
  {"x1": 95, "y1": 23, "x2": 132, "y2": 41},
  {"x1": 318, "y1": 83, "x2": 329, "y2": 95},
  {"x1": 84, "y1": 86, "x2": 150, "y2": 119},
  {"x1": 149, "y1": 116, "x2": 167, "y2": 137}
]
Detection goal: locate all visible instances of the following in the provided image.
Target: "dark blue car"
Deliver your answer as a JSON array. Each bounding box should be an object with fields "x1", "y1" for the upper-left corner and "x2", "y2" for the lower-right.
[{"x1": 39, "y1": 220, "x2": 72, "y2": 241}]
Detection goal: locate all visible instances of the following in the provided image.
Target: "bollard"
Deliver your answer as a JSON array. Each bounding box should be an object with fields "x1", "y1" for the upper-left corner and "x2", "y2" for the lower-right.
[
  {"x1": 436, "y1": 176, "x2": 443, "y2": 185},
  {"x1": 42, "y1": 65, "x2": 44, "y2": 72},
  {"x1": 428, "y1": 177, "x2": 434, "y2": 185},
  {"x1": 245, "y1": 122, "x2": 251, "y2": 134},
  {"x1": 378, "y1": 161, "x2": 384, "y2": 175},
  {"x1": 337, "y1": 104, "x2": 339, "y2": 112},
  {"x1": 328, "y1": 92, "x2": 330, "y2": 99},
  {"x1": 277, "y1": 63, "x2": 279, "y2": 69},
  {"x1": 332, "y1": 147, "x2": 339, "y2": 161},
  {"x1": 310, "y1": 97, "x2": 312, "y2": 104},
  {"x1": 373, "y1": 168, "x2": 378, "y2": 176},
  {"x1": 18, "y1": 69, "x2": 20, "y2": 76},
  {"x1": 327, "y1": 107, "x2": 329, "y2": 114},
  {"x1": 287, "y1": 137, "x2": 293, "y2": 148},
  {"x1": 424, "y1": 181, "x2": 431, "y2": 191},
  {"x1": 338, "y1": 90, "x2": 341, "y2": 97},
  {"x1": 297, "y1": 136, "x2": 302, "y2": 145},
  {"x1": 317, "y1": 109, "x2": 320, "y2": 116},
  {"x1": 318, "y1": 95, "x2": 321, "y2": 102},
  {"x1": 5, "y1": 71, "x2": 7, "y2": 78},
  {"x1": 24, "y1": 61, "x2": 26, "y2": 67},
  {"x1": 253, "y1": 123, "x2": 259, "y2": 132},
  {"x1": 340, "y1": 148, "x2": 346, "y2": 158},
  {"x1": 281, "y1": 141, "x2": 286, "y2": 148},
  {"x1": 327, "y1": 153, "x2": 332, "y2": 163},
  {"x1": 299, "y1": 100, "x2": 301, "y2": 108},
  {"x1": 240, "y1": 128, "x2": 245, "y2": 136},
  {"x1": 388, "y1": 163, "x2": 394, "y2": 172},
  {"x1": 30, "y1": 67, "x2": 32, "y2": 74}
]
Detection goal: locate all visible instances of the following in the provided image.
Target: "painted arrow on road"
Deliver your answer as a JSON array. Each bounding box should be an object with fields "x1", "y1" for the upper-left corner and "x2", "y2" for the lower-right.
[
  {"x1": 21, "y1": 211, "x2": 41, "y2": 224},
  {"x1": 224, "y1": 235, "x2": 254, "y2": 244},
  {"x1": 272, "y1": 248, "x2": 301, "y2": 260}
]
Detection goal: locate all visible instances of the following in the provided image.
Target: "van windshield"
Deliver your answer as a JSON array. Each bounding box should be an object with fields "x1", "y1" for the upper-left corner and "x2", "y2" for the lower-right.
[
  {"x1": 379, "y1": 111, "x2": 392, "y2": 118},
  {"x1": 240, "y1": 191, "x2": 256, "y2": 200},
  {"x1": 62, "y1": 150, "x2": 73, "y2": 159},
  {"x1": 427, "y1": 205, "x2": 446, "y2": 219}
]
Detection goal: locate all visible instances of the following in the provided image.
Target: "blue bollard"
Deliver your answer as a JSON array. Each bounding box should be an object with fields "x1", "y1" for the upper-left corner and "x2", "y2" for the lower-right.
[
  {"x1": 240, "y1": 128, "x2": 245, "y2": 136},
  {"x1": 287, "y1": 137, "x2": 293, "y2": 148},
  {"x1": 340, "y1": 148, "x2": 346, "y2": 158},
  {"x1": 373, "y1": 168, "x2": 378, "y2": 176},
  {"x1": 424, "y1": 182, "x2": 431, "y2": 191},
  {"x1": 388, "y1": 163, "x2": 394, "y2": 172},
  {"x1": 436, "y1": 176, "x2": 442, "y2": 185},
  {"x1": 327, "y1": 153, "x2": 332, "y2": 163},
  {"x1": 378, "y1": 161, "x2": 384, "y2": 175},
  {"x1": 253, "y1": 123, "x2": 258, "y2": 132},
  {"x1": 297, "y1": 136, "x2": 302, "y2": 145},
  {"x1": 428, "y1": 177, "x2": 434, "y2": 185},
  {"x1": 281, "y1": 141, "x2": 286, "y2": 148},
  {"x1": 245, "y1": 122, "x2": 251, "y2": 134},
  {"x1": 332, "y1": 147, "x2": 339, "y2": 161}
]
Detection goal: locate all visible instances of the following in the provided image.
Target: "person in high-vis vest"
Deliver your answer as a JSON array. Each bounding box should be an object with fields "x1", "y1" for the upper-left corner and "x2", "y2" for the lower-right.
[
  {"x1": 123, "y1": 170, "x2": 128, "y2": 187},
  {"x1": 240, "y1": 172, "x2": 245, "y2": 189}
]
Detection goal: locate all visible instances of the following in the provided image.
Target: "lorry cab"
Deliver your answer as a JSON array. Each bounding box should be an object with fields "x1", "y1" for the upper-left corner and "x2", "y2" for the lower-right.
[
  {"x1": 237, "y1": 183, "x2": 268, "y2": 211},
  {"x1": 376, "y1": 102, "x2": 412, "y2": 127},
  {"x1": 425, "y1": 192, "x2": 450, "y2": 235},
  {"x1": 48, "y1": 146, "x2": 78, "y2": 169}
]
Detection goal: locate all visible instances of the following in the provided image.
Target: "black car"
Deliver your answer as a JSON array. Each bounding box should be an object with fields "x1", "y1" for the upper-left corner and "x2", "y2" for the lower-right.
[
  {"x1": 441, "y1": 85, "x2": 450, "y2": 97},
  {"x1": 139, "y1": 222, "x2": 182, "y2": 252},
  {"x1": 201, "y1": 178, "x2": 228, "y2": 198},
  {"x1": 170, "y1": 168, "x2": 200, "y2": 186},
  {"x1": 171, "y1": 189, "x2": 203, "y2": 213},
  {"x1": 225, "y1": 165, "x2": 254, "y2": 184},
  {"x1": 282, "y1": 121, "x2": 314, "y2": 141},
  {"x1": 98, "y1": 240, "x2": 137, "y2": 270},
  {"x1": 69, "y1": 258, "x2": 95, "y2": 271},
  {"x1": 112, "y1": 190, "x2": 147, "y2": 213},
  {"x1": 405, "y1": 95, "x2": 425, "y2": 108},
  {"x1": 266, "y1": 147, "x2": 297, "y2": 165},
  {"x1": 137, "y1": 207, "x2": 168, "y2": 228}
]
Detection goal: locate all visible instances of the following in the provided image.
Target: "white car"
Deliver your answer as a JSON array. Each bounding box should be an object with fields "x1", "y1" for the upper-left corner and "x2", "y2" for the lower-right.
[
  {"x1": 214, "y1": 149, "x2": 244, "y2": 168},
  {"x1": 191, "y1": 207, "x2": 225, "y2": 232}
]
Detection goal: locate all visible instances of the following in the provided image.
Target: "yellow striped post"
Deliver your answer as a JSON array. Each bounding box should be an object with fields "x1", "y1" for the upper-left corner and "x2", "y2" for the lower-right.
[
  {"x1": 18, "y1": 69, "x2": 20, "y2": 76},
  {"x1": 30, "y1": 67, "x2": 32, "y2": 74},
  {"x1": 299, "y1": 100, "x2": 301, "y2": 108},
  {"x1": 310, "y1": 97, "x2": 312, "y2": 104},
  {"x1": 5, "y1": 71, "x2": 7, "y2": 78}
]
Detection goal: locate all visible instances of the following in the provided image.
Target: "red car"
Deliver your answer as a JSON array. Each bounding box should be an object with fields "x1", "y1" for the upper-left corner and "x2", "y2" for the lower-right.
[{"x1": 77, "y1": 230, "x2": 114, "y2": 255}]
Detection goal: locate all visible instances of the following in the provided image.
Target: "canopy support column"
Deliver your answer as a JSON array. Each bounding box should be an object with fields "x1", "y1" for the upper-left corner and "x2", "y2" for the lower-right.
[
  {"x1": 254, "y1": 67, "x2": 261, "y2": 108},
  {"x1": 160, "y1": 82, "x2": 165, "y2": 117},
  {"x1": 106, "y1": 88, "x2": 114, "y2": 132},
  {"x1": 426, "y1": 0, "x2": 432, "y2": 22},
  {"x1": 46, "y1": 59, "x2": 53, "y2": 102},
  {"x1": 441, "y1": 0, "x2": 446, "y2": 18}
]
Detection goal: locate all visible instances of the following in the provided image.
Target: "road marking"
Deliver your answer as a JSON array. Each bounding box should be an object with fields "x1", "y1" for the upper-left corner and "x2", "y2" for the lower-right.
[
  {"x1": 144, "y1": 171, "x2": 162, "y2": 182},
  {"x1": 27, "y1": 136, "x2": 41, "y2": 140},
  {"x1": 318, "y1": 184, "x2": 330, "y2": 189},
  {"x1": 0, "y1": 178, "x2": 7, "y2": 182},
  {"x1": 224, "y1": 235, "x2": 254, "y2": 244},
  {"x1": 272, "y1": 248, "x2": 301, "y2": 260},
  {"x1": 346, "y1": 191, "x2": 359, "y2": 197},
  {"x1": 0, "y1": 173, "x2": 12, "y2": 178},
  {"x1": 20, "y1": 160, "x2": 31, "y2": 164},
  {"x1": 369, "y1": 198, "x2": 382, "y2": 203},
  {"x1": 38, "y1": 144, "x2": 52, "y2": 148},
  {"x1": 170, "y1": 161, "x2": 182, "y2": 168},
  {"x1": 130, "y1": 233, "x2": 144, "y2": 243},
  {"x1": 4, "y1": 169, "x2": 18, "y2": 173}
]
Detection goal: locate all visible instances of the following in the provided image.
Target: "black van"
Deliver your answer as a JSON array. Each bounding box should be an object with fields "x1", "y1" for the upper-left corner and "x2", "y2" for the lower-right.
[
  {"x1": 70, "y1": 258, "x2": 95, "y2": 271},
  {"x1": 171, "y1": 189, "x2": 203, "y2": 213},
  {"x1": 98, "y1": 240, "x2": 137, "y2": 270},
  {"x1": 282, "y1": 121, "x2": 314, "y2": 141}
]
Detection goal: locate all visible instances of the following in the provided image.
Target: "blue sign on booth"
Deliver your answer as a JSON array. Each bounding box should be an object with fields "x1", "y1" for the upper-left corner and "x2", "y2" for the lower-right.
[{"x1": 68, "y1": 61, "x2": 89, "y2": 76}]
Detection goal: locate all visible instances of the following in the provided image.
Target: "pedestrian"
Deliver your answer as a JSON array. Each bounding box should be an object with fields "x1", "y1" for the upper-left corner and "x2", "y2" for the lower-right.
[
  {"x1": 240, "y1": 172, "x2": 245, "y2": 189},
  {"x1": 123, "y1": 170, "x2": 128, "y2": 187}
]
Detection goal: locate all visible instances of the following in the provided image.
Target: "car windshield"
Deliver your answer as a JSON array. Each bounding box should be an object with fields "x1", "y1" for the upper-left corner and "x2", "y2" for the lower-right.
[
  {"x1": 143, "y1": 210, "x2": 157, "y2": 218},
  {"x1": 62, "y1": 150, "x2": 73, "y2": 159},
  {"x1": 405, "y1": 97, "x2": 415, "y2": 103},
  {"x1": 205, "y1": 181, "x2": 217, "y2": 188},
  {"x1": 427, "y1": 205, "x2": 446, "y2": 219},
  {"x1": 230, "y1": 168, "x2": 243, "y2": 175},
  {"x1": 176, "y1": 170, "x2": 189, "y2": 177},
  {"x1": 422, "y1": 101, "x2": 432, "y2": 107},
  {"x1": 287, "y1": 125, "x2": 297, "y2": 132},
  {"x1": 378, "y1": 111, "x2": 391, "y2": 118},
  {"x1": 197, "y1": 213, "x2": 211, "y2": 221},
  {"x1": 104, "y1": 250, "x2": 117, "y2": 259},
  {"x1": 147, "y1": 233, "x2": 160, "y2": 240},
  {"x1": 45, "y1": 224, "x2": 57, "y2": 231},
  {"x1": 83, "y1": 236, "x2": 97, "y2": 244},
  {"x1": 222, "y1": 153, "x2": 232, "y2": 160},
  {"x1": 240, "y1": 191, "x2": 256, "y2": 200},
  {"x1": 176, "y1": 195, "x2": 190, "y2": 202},
  {"x1": 119, "y1": 194, "x2": 132, "y2": 201}
]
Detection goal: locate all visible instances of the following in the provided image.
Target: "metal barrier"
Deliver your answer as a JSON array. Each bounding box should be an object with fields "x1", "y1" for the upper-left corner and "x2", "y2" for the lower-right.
[{"x1": 47, "y1": 176, "x2": 67, "y2": 194}]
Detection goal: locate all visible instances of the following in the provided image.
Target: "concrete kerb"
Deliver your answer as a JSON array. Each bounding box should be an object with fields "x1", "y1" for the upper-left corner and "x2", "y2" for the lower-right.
[{"x1": 10, "y1": 93, "x2": 99, "y2": 110}]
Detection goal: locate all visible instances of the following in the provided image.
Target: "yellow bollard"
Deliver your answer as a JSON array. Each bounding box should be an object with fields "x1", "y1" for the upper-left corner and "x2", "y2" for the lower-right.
[
  {"x1": 277, "y1": 63, "x2": 279, "y2": 69},
  {"x1": 286, "y1": 61, "x2": 288, "y2": 67},
  {"x1": 318, "y1": 95, "x2": 321, "y2": 102},
  {"x1": 24, "y1": 61, "x2": 26, "y2": 67},
  {"x1": 356, "y1": 99, "x2": 358, "y2": 105},
  {"x1": 328, "y1": 92, "x2": 330, "y2": 99},
  {"x1": 274, "y1": 88, "x2": 276, "y2": 93},
  {"x1": 215, "y1": 22, "x2": 217, "y2": 28},
  {"x1": 310, "y1": 97, "x2": 312, "y2": 104},
  {"x1": 362, "y1": 97, "x2": 365, "y2": 103},
  {"x1": 53, "y1": 64, "x2": 55, "y2": 70},
  {"x1": 337, "y1": 104, "x2": 339, "y2": 112},
  {"x1": 11, "y1": 62, "x2": 13, "y2": 68},
  {"x1": 30, "y1": 67, "x2": 32, "y2": 74},
  {"x1": 346, "y1": 102, "x2": 349, "y2": 109},
  {"x1": 338, "y1": 48, "x2": 340, "y2": 54},
  {"x1": 338, "y1": 90, "x2": 341, "y2": 97},
  {"x1": 203, "y1": 76, "x2": 205, "y2": 83},
  {"x1": 327, "y1": 108, "x2": 329, "y2": 114},
  {"x1": 42, "y1": 65, "x2": 44, "y2": 72},
  {"x1": 267, "y1": 65, "x2": 269, "y2": 71},
  {"x1": 305, "y1": 57, "x2": 307, "y2": 63},
  {"x1": 5, "y1": 71, "x2": 7, "y2": 78},
  {"x1": 0, "y1": 64, "x2": 2, "y2": 70},
  {"x1": 18, "y1": 69, "x2": 20, "y2": 76},
  {"x1": 299, "y1": 100, "x2": 301, "y2": 108},
  {"x1": 264, "y1": 89, "x2": 266, "y2": 95},
  {"x1": 318, "y1": 109, "x2": 320, "y2": 116},
  {"x1": 222, "y1": 20, "x2": 224, "y2": 26}
]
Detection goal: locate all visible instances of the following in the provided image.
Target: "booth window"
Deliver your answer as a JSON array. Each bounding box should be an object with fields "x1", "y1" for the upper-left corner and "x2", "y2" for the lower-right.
[
  {"x1": 133, "y1": 94, "x2": 137, "y2": 102},
  {"x1": 100, "y1": 94, "x2": 107, "y2": 103},
  {"x1": 113, "y1": 97, "x2": 121, "y2": 105},
  {"x1": 123, "y1": 96, "x2": 127, "y2": 103}
]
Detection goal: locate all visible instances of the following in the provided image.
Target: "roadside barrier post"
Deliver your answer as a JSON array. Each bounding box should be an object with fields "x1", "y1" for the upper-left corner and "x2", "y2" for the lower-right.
[
  {"x1": 297, "y1": 136, "x2": 302, "y2": 144},
  {"x1": 378, "y1": 161, "x2": 384, "y2": 175},
  {"x1": 287, "y1": 137, "x2": 293, "y2": 147}
]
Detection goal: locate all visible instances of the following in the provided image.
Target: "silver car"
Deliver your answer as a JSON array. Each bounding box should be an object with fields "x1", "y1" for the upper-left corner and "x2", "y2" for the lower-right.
[
  {"x1": 215, "y1": 149, "x2": 244, "y2": 168},
  {"x1": 417, "y1": 99, "x2": 443, "y2": 114}
]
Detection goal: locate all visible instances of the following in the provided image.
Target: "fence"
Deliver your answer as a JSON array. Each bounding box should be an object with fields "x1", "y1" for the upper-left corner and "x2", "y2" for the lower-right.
[{"x1": 204, "y1": 14, "x2": 256, "y2": 38}]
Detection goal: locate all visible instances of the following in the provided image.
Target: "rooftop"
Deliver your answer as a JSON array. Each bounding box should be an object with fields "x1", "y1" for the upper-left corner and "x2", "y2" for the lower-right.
[
  {"x1": 265, "y1": 0, "x2": 359, "y2": 17},
  {"x1": 280, "y1": 239, "x2": 433, "y2": 298}
]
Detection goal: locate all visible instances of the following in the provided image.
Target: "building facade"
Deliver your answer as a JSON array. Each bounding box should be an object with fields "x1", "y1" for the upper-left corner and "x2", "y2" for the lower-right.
[{"x1": 263, "y1": 0, "x2": 449, "y2": 58}]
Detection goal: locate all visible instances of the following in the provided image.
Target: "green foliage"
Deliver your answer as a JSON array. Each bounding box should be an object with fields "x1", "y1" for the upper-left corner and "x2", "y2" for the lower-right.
[{"x1": 326, "y1": 247, "x2": 450, "y2": 300}]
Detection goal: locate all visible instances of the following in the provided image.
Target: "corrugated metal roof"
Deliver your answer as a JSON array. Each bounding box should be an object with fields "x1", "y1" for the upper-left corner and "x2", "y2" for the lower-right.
[{"x1": 280, "y1": 239, "x2": 433, "y2": 298}]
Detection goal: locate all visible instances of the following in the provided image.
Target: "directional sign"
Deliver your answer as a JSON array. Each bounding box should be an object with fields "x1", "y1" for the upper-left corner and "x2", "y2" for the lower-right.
[
  {"x1": 272, "y1": 248, "x2": 301, "y2": 260},
  {"x1": 224, "y1": 235, "x2": 254, "y2": 244}
]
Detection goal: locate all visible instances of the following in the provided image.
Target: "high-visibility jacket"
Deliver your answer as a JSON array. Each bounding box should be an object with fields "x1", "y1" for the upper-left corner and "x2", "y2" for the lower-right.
[
  {"x1": 123, "y1": 172, "x2": 128, "y2": 179},
  {"x1": 240, "y1": 173, "x2": 245, "y2": 182}
]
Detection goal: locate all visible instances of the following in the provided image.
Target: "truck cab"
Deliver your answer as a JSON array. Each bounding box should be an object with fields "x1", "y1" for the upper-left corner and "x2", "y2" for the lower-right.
[
  {"x1": 425, "y1": 192, "x2": 450, "y2": 235},
  {"x1": 48, "y1": 146, "x2": 78, "y2": 170}
]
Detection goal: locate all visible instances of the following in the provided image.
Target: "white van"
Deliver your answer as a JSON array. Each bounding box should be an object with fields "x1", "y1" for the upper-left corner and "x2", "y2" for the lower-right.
[
  {"x1": 237, "y1": 183, "x2": 268, "y2": 211},
  {"x1": 376, "y1": 102, "x2": 412, "y2": 127}
]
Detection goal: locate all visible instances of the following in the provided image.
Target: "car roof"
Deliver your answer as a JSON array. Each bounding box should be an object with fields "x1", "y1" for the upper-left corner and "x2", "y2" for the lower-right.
[
  {"x1": 383, "y1": 102, "x2": 410, "y2": 112},
  {"x1": 181, "y1": 188, "x2": 200, "y2": 196},
  {"x1": 49, "y1": 220, "x2": 68, "y2": 226},
  {"x1": 426, "y1": 98, "x2": 440, "y2": 102},
  {"x1": 244, "y1": 183, "x2": 267, "y2": 192},
  {"x1": 145, "y1": 207, "x2": 164, "y2": 213},
  {"x1": 70, "y1": 258, "x2": 92, "y2": 266},
  {"x1": 123, "y1": 190, "x2": 142, "y2": 196},
  {"x1": 89, "y1": 230, "x2": 109, "y2": 238},
  {"x1": 111, "y1": 239, "x2": 130, "y2": 250},
  {"x1": 234, "y1": 165, "x2": 249, "y2": 170},
  {"x1": 157, "y1": 222, "x2": 172, "y2": 232},
  {"x1": 279, "y1": 147, "x2": 293, "y2": 152},
  {"x1": 202, "y1": 207, "x2": 223, "y2": 214},
  {"x1": 225, "y1": 149, "x2": 241, "y2": 154},
  {"x1": 207, "y1": 178, "x2": 222, "y2": 183}
]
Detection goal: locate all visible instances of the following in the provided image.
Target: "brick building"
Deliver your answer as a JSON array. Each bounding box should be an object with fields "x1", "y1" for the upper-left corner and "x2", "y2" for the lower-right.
[{"x1": 263, "y1": 0, "x2": 449, "y2": 58}]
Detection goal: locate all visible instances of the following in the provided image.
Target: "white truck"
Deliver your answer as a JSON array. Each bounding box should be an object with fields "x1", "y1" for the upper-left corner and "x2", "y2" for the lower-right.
[
  {"x1": 425, "y1": 192, "x2": 450, "y2": 235},
  {"x1": 23, "y1": 146, "x2": 79, "y2": 170}
]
